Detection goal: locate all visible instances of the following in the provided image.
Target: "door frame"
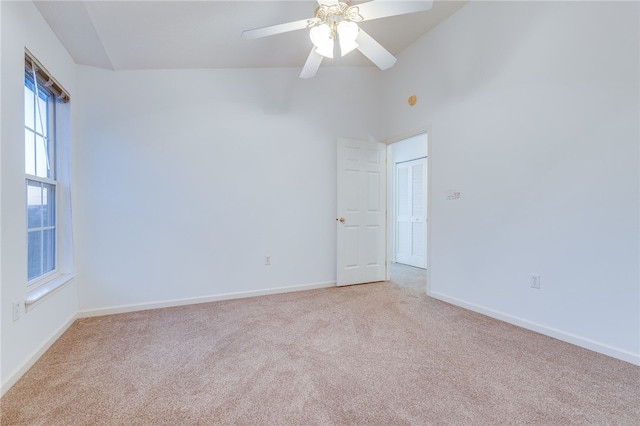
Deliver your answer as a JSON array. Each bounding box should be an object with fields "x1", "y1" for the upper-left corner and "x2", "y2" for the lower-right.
[{"x1": 383, "y1": 126, "x2": 432, "y2": 295}]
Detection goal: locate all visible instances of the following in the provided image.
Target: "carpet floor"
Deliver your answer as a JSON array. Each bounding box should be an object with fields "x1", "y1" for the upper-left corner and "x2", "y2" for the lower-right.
[{"x1": 1, "y1": 264, "x2": 639, "y2": 425}]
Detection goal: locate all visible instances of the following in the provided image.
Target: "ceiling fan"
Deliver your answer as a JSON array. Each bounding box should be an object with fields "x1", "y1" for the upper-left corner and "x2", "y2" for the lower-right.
[{"x1": 241, "y1": 1, "x2": 433, "y2": 79}]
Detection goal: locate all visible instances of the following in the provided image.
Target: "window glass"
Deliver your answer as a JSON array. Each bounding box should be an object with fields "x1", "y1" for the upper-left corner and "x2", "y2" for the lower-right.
[
  {"x1": 35, "y1": 135, "x2": 48, "y2": 177},
  {"x1": 35, "y1": 91, "x2": 48, "y2": 135},
  {"x1": 25, "y1": 72, "x2": 57, "y2": 283},
  {"x1": 27, "y1": 180, "x2": 42, "y2": 229},
  {"x1": 24, "y1": 128, "x2": 36, "y2": 177},
  {"x1": 43, "y1": 229, "x2": 56, "y2": 274},
  {"x1": 27, "y1": 231, "x2": 43, "y2": 281},
  {"x1": 24, "y1": 82, "x2": 34, "y2": 129},
  {"x1": 42, "y1": 184, "x2": 55, "y2": 228}
]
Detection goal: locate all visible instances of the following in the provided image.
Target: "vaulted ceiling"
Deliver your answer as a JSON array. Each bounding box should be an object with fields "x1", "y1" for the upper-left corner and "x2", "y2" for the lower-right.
[{"x1": 34, "y1": 1, "x2": 468, "y2": 71}]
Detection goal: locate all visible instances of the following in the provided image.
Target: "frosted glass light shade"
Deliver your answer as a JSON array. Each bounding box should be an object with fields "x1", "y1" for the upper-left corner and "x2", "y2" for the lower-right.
[
  {"x1": 310, "y1": 24, "x2": 334, "y2": 59},
  {"x1": 315, "y1": 41, "x2": 334, "y2": 59},
  {"x1": 337, "y1": 21, "x2": 359, "y2": 56}
]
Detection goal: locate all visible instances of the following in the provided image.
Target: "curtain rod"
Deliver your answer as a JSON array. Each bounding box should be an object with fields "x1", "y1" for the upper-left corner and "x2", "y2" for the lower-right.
[{"x1": 24, "y1": 48, "x2": 70, "y2": 103}]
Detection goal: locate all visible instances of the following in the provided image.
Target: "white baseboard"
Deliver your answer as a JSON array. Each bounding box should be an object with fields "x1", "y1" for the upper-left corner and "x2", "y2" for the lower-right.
[
  {"x1": 429, "y1": 291, "x2": 640, "y2": 366},
  {"x1": 1, "y1": 313, "x2": 79, "y2": 397},
  {"x1": 79, "y1": 281, "x2": 336, "y2": 318}
]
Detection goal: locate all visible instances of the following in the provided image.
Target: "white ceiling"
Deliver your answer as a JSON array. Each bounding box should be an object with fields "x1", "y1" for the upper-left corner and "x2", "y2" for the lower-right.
[{"x1": 34, "y1": 0, "x2": 468, "y2": 71}]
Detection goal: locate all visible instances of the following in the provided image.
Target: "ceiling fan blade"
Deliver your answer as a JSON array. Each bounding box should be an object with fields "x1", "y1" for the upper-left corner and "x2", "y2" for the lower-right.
[
  {"x1": 356, "y1": 0, "x2": 433, "y2": 22},
  {"x1": 300, "y1": 49, "x2": 324, "y2": 79},
  {"x1": 242, "y1": 19, "x2": 310, "y2": 39},
  {"x1": 356, "y1": 29, "x2": 397, "y2": 70}
]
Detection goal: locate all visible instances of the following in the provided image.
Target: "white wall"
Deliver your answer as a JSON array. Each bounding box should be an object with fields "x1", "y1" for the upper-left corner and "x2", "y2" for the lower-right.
[
  {"x1": 391, "y1": 133, "x2": 427, "y2": 165},
  {"x1": 74, "y1": 66, "x2": 383, "y2": 313},
  {"x1": 380, "y1": 0, "x2": 640, "y2": 364},
  {"x1": 1, "y1": 1, "x2": 78, "y2": 392}
]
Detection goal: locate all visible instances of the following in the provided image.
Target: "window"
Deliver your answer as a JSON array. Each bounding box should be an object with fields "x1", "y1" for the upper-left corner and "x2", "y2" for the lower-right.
[
  {"x1": 25, "y1": 70, "x2": 57, "y2": 283},
  {"x1": 23, "y1": 51, "x2": 72, "y2": 306}
]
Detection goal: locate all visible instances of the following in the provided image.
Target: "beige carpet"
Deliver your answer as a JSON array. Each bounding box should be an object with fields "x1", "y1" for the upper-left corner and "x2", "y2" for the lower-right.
[{"x1": 2, "y1": 264, "x2": 639, "y2": 425}]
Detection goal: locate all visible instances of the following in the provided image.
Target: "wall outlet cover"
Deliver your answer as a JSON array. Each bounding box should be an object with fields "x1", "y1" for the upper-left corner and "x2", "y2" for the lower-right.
[
  {"x1": 530, "y1": 274, "x2": 541, "y2": 289},
  {"x1": 12, "y1": 301, "x2": 20, "y2": 321}
]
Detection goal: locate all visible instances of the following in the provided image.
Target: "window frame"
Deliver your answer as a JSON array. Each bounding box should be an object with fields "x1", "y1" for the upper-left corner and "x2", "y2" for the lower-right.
[{"x1": 24, "y1": 71, "x2": 59, "y2": 287}]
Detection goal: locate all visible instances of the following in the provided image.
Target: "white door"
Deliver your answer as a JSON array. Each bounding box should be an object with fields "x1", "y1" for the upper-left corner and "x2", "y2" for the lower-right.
[
  {"x1": 395, "y1": 158, "x2": 427, "y2": 268},
  {"x1": 336, "y1": 138, "x2": 387, "y2": 286}
]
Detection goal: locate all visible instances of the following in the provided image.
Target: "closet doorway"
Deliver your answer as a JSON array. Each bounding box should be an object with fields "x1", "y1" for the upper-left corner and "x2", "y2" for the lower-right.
[{"x1": 389, "y1": 133, "x2": 428, "y2": 283}]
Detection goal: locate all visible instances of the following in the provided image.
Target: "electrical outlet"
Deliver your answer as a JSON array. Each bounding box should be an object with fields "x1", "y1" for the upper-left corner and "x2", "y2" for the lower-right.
[
  {"x1": 530, "y1": 274, "x2": 540, "y2": 289},
  {"x1": 265, "y1": 256, "x2": 271, "y2": 266},
  {"x1": 12, "y1": 301, "x2": 21, "y2": 321}
]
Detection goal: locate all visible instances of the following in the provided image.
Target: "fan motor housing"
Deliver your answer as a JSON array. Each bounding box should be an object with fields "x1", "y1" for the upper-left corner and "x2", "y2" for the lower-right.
[{"x1": 314, "y1": 2, "x2": 363, "y2": 26}]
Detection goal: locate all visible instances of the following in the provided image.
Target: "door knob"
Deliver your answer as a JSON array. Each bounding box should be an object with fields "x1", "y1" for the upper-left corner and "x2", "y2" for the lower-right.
[{"x1": 337, "y1": 217, "x2": 345, "y2": 223}]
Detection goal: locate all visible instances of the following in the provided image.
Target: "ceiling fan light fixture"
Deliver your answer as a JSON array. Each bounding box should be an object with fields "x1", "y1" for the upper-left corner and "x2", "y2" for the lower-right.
[
  {"x1": 243, "y1": 0, "x2": 435, "y2": 79},
  {"x1": 337, "y1": 21, "x2": 359, "y2": 56},
  {"x1": 315, "y1": 41, "x2": 335, "y2": 59},
  {"x1": 310, "y1": 24, "x2": 334, "y2": 58},
  {"x1": 339, "y1": 38, "x2": 358, "y2": 57}
]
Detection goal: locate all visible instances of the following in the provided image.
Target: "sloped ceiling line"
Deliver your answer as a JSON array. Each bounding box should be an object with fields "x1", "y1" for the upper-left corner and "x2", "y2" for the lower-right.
[
  {"x1": 79, "y1": 0, "x2": 116, "y2": 70},
  {"x1": 34, "y1": 1, "x2": 469, "y2": 71}
]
